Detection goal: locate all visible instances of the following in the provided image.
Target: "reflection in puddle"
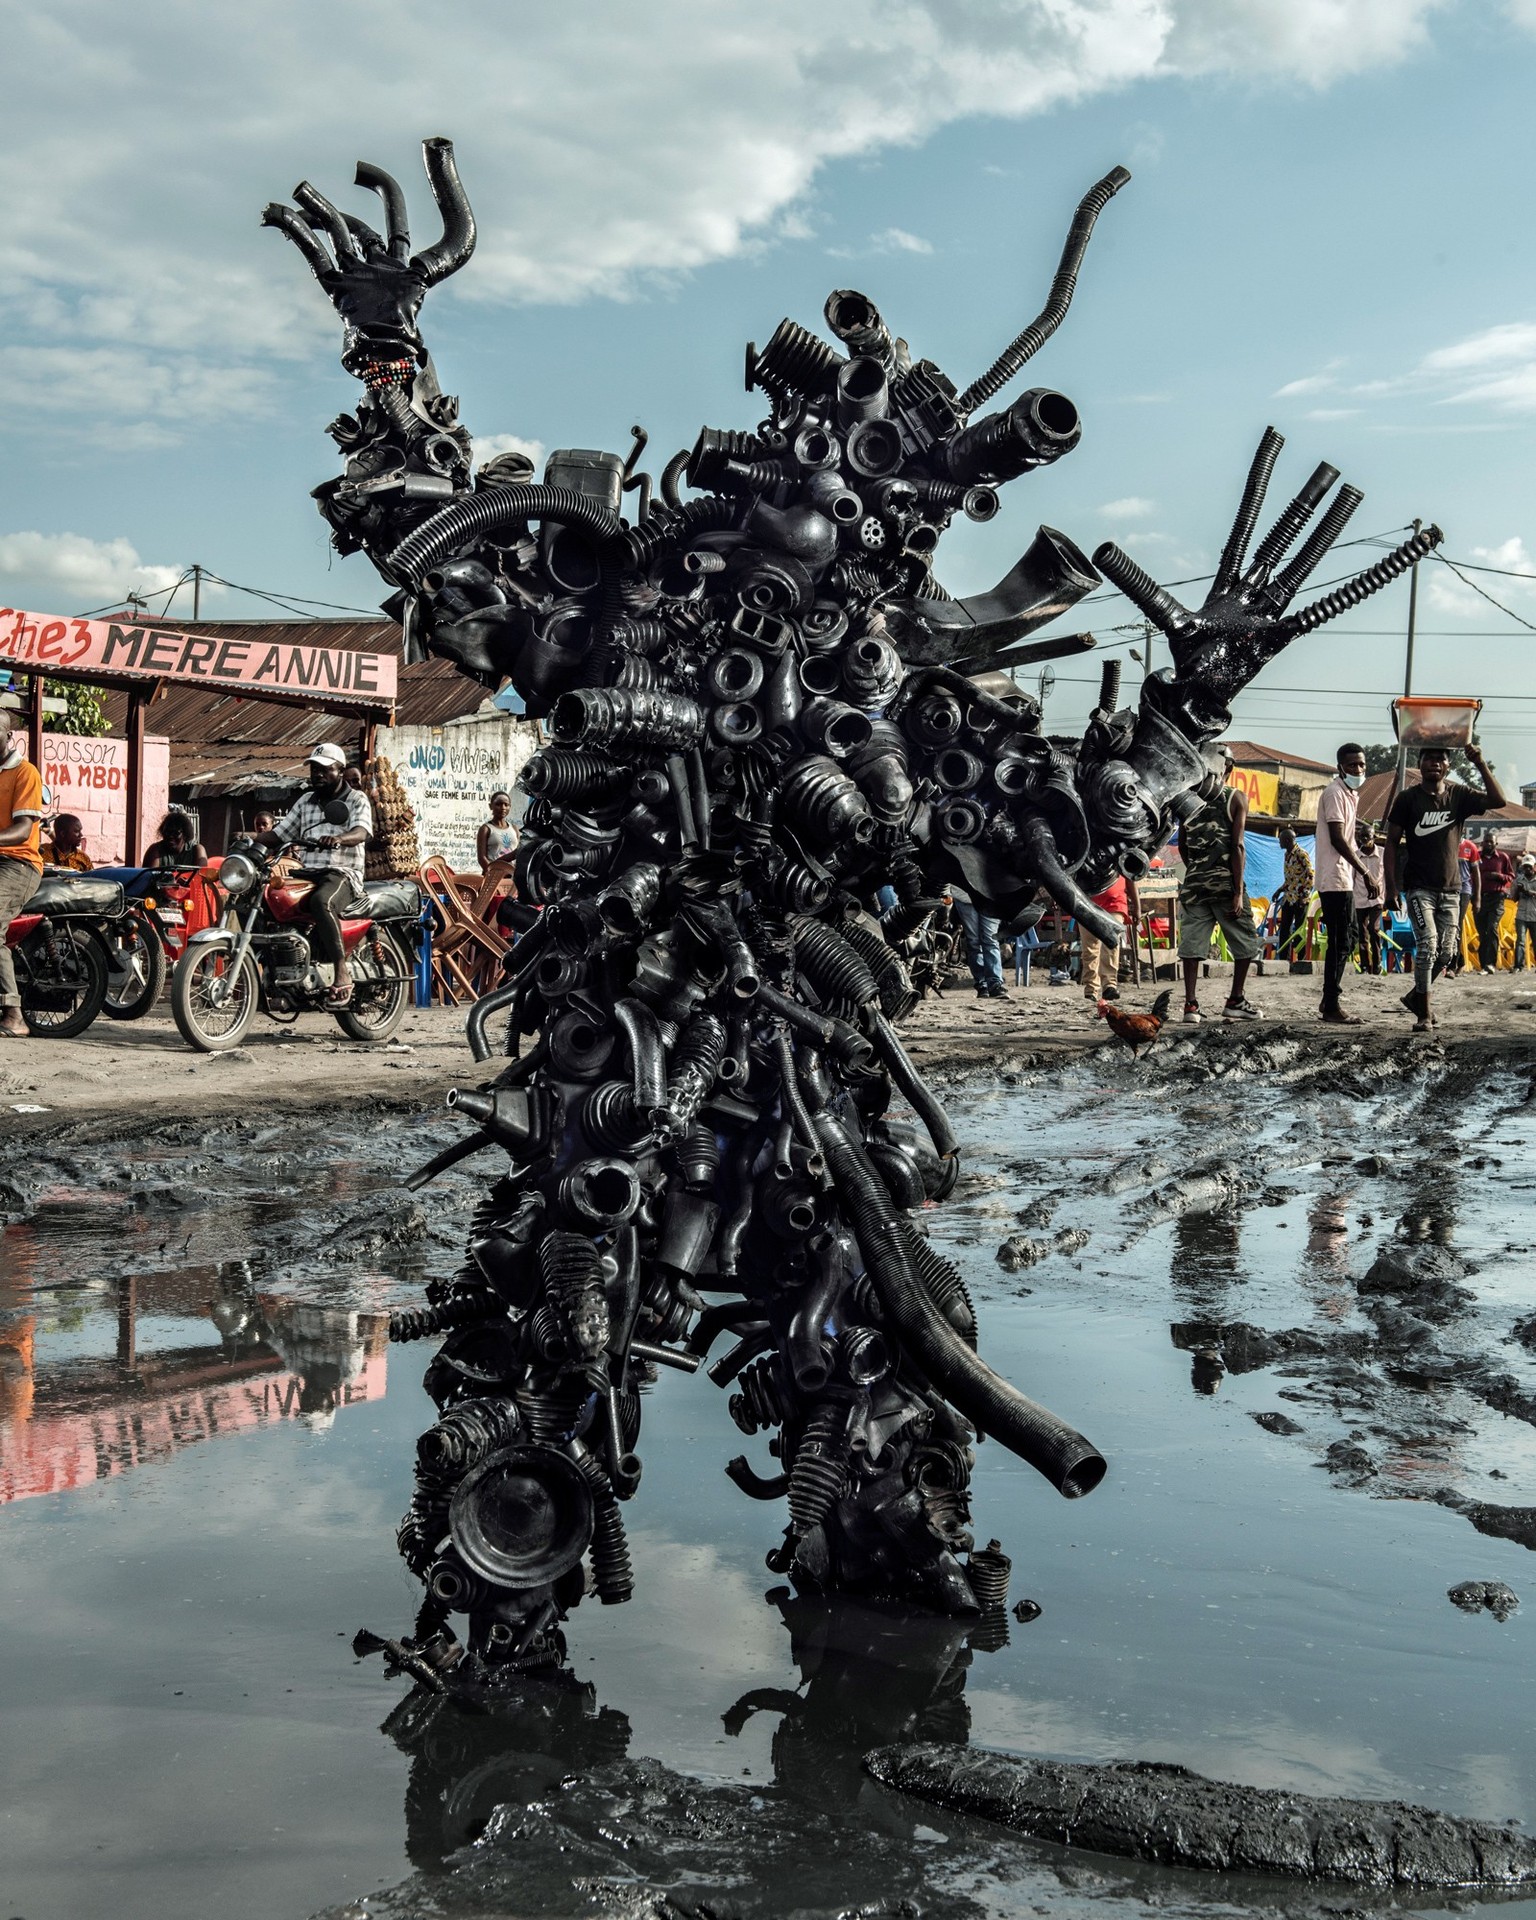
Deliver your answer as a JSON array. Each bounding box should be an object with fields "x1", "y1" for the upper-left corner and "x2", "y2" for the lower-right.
[
  {"x1": 0, "y1": 1258, "x2": 388, "y2": 1504},
  {"x1": 3, "y1": 1064, "x2": 1536, "y2": 1920}
]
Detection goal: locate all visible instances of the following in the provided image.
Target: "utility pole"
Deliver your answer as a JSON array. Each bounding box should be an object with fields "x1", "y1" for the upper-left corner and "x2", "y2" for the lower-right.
[
  {"x1": 192, "y1": 563, "x2": 203, "y2": 621},
  {"x1": 1392, "y1": 518, "x2": 1422, "y2": 799}
]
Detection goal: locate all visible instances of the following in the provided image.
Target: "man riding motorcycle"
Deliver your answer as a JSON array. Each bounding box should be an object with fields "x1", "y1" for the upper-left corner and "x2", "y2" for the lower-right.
[{"x1": 256, "y1": 742, "x2": 372, "y2": 1008}]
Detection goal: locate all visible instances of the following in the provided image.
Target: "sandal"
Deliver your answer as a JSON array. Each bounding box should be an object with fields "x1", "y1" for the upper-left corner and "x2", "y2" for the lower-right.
[{"x1": 326, "y1": 986, "x2": 354, "y2": 1009}]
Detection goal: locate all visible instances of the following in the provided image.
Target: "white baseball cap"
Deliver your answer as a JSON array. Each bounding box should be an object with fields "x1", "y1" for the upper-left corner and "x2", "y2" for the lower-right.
[{"x1": 307, "y1": 741, "x2": 347, "y2": 769}]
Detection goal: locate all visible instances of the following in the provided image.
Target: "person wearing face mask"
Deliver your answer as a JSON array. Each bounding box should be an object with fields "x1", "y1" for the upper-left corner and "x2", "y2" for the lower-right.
[
  {"x1": 1384, "y1": 742, "x2": 1502, "y2": 1031},
  {"x1": 1312, "y1": 743, "x2": 1378, "y2": 1026},
  {"x1": 257, "y1": 743, "x2": 373, "y2": 1007}
]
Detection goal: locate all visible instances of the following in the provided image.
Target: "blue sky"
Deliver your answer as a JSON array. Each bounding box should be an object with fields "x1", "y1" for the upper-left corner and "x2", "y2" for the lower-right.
[{"x1": 1, "y1": 1, "x2": 1532, "y2": 780}]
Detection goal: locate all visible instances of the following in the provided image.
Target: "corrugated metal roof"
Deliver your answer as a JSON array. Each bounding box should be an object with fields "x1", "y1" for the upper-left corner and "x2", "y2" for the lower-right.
[
  {"x1": 1225, "y1": 739, "x2": 1336, "y2": 776},
  {"x1": 90, "y1": 620, "x2": 489, "y2": 791}
]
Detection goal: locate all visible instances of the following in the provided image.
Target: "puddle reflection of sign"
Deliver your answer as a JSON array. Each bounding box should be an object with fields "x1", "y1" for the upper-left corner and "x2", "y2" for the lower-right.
[
  {"x1": 0, "y1": 607, "x2": 397, "y2": 704},
  {"x1": 1228, "y1": 767, "x2": 1279, "y2": 813},
  {"x1": 0, "y1": 1333, "x2": 388, "y2": 1505}
]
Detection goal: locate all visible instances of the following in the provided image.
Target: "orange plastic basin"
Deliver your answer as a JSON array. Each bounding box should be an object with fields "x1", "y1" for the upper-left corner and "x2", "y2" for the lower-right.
[{"x1": 1392, "y1": 695, "x2": 1482, "y2": 747}]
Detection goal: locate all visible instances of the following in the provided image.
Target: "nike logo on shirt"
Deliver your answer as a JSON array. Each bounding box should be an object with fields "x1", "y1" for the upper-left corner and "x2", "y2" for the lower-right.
[{"x1": 1414, "y1": 811, "x2": 1455, "y2": 835}]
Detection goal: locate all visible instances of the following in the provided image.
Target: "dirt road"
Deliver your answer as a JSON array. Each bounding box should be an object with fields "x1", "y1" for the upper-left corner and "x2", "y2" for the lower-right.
[{"x1": 1, "y1": 963, "x2": 1532, "y2": 1132}]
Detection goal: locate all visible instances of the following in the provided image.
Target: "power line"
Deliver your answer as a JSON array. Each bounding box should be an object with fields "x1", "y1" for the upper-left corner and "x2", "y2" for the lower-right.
[{"x1": 1428, "y1": 553, "x2": 1536, "y2": 634}]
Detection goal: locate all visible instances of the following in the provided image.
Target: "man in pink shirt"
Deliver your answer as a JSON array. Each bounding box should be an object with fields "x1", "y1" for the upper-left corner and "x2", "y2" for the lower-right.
[{"x1": 1313, "y1": 743, "x2": 1379, "y2": 1025}]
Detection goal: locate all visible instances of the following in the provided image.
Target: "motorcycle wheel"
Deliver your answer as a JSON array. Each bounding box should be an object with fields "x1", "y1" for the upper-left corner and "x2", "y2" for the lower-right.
[
  {"x1": 19, "y1": 926, "x2": 110, "y2": 1038},
  {"x1": 334, "y1": 927, "x2": 410, "y2": 1044},
  {"x1": 171, "y1": 946, "x2": 260, "y2": 1052},
  {"x1": 102, "y1": 920, "x2": 168, "y2": 1020}
]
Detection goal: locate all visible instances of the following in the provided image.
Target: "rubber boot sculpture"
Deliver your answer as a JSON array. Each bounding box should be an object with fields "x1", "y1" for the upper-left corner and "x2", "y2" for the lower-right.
[{"x1": 264, "y1": 141, "x2": 1440, "y2": 1683}]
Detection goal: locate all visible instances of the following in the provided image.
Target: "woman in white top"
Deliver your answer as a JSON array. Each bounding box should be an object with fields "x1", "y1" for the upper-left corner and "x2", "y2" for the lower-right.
[{"x1": 477, "y1": 791, "x2": 519, "y2": 872}]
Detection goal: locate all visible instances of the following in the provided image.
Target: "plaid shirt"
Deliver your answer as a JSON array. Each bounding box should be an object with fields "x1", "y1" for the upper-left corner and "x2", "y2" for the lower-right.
[{"x1": 274, "y1": 786, "x2": 373, "y2": 888}]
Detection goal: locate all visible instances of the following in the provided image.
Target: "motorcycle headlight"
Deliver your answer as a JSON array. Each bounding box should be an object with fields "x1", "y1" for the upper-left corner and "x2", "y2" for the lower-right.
[{"x1": 219, "y1": 852, "x2": 260, "y2": 895}]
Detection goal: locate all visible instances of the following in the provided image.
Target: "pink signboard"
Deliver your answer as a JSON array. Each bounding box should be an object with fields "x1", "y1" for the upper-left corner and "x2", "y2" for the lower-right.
[{"x1": 0, "y1": 606, "x2": 397, "y2": 705}]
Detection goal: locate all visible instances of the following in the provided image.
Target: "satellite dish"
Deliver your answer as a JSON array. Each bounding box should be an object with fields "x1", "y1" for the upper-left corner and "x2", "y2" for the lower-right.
[{"x1": 1037, "y1": 666, "x2": 1055, "y2": 703}]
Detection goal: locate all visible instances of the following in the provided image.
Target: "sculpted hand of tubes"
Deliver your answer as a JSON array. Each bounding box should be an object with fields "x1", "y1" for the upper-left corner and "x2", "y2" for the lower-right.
[{"x1": 265, "y1": 139, "x2": 1436, "y2": 1687}]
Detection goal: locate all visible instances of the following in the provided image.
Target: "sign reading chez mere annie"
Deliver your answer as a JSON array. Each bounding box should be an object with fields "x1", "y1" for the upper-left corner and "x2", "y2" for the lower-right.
[{"x1": 0, "y1": 607, "x2": 398, "y2": 705}]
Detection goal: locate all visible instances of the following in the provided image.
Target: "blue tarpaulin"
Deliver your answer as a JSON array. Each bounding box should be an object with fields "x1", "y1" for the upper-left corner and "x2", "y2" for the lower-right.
[{"x1": 1169, "y1": 828, "x2": 1315, "y2": 903}]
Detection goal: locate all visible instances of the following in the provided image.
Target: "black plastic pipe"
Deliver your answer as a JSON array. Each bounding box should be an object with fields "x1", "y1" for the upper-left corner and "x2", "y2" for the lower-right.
[{"x1": 813, "y1": 1112, "x2": 1106, "y2": 1499}]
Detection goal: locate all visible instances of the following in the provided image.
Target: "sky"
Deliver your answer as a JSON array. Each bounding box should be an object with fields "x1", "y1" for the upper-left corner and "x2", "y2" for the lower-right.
[{"x1": 1, "y1": 0, "x2": 1533, "y2": 783}]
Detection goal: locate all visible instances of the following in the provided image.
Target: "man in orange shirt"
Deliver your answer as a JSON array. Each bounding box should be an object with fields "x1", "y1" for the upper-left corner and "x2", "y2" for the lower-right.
[{"x1": 0, "y1": 711, "x2": 45, "y2": 1036}]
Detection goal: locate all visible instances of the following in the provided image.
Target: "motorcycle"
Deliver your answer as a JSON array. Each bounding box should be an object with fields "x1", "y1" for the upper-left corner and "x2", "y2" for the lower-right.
[
  {"x1": 169, "y1": 831, "x2": 422, "y2": 1052},
  {"x1": 4, "y1": 872, "x2": 125, "y2": 1037},
  {"x1": 91, "y1": 861, "x2": 224, "y2": 1020}
]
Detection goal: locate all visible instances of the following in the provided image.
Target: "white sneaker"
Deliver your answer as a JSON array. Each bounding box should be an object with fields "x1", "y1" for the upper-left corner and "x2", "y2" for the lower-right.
[
  {"x1": 1182, "y1": 1003, "x2": 1203, "y2": 1024},
  {"x1": 1223, "y1": 998, "x2": 1262, "y2": 1021}
]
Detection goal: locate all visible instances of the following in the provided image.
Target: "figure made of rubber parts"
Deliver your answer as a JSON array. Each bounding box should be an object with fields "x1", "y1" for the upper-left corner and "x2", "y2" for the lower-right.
[{"x1": 264, "y1": 139, "x2": 1440, "y2": 1687}]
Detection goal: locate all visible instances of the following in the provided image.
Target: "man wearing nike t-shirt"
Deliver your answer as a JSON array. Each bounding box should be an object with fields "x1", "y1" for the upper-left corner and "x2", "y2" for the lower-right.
[{"x1": 1385, "y1": 743, "x2": 1503, "y2": 1032}]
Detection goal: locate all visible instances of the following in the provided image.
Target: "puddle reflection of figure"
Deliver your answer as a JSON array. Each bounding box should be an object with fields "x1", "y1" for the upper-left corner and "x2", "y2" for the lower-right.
[
  {"x1": 1304, "y1": 1191, "x2": 1356, "y2": 1312},
  {"x1": 262, "y1": 1302, "x2": 372, "y2": 1429},
  {"x1": 1170, "y1": 1207, "x2": 1244, "y2": 1329},
  {"x1": 724, "y1": 1589, "x2": 984, "y2": 1815},
  {"x1": 381, "y1": 1673, "x2": 631, "y2": 1871},
  {"x1": 208, "y1": 1262, "x2": 263, "y2": 1358}
]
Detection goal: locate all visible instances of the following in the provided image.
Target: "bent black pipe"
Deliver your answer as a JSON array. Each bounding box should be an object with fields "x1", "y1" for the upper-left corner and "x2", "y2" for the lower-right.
[
  {"x1": 613, "y1": 997, "x2": 666, "y2": 1113},
  {"x1": 867, "y1": 1012, "x2": 958, "y2": 1161},
  {"x1": 414, "y1": 137, "x2": 477, "y2": 285},
  {"x1": 787, "y1": 1234, "x2": 843, "y2": 1393},
  {"x1": 353, "y1": 160, "x2": 410, "y2": 260},
  {"x1": 726, "y1": 1455, "x2": 791, "y2": 1501},
  {"x1": 958, "y1": 165, "x2": 1131, "y2": 415},
  {"x1": 1014, "y1": 812, "x2": 1124, "y2": 948},
  {"x1": 465, "y1": 981, "x2": 517, "y2": 1063},
  {"x1": 388, "y1": 484, "x2": 624, "y2": 587},
  {"x1": 814, "y1": 1112, "x2": 1106, "y2": 1499}
]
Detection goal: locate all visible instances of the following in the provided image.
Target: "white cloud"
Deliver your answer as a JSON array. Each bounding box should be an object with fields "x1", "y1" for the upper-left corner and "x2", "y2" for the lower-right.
[
  {"x1": 0, "y1": 0, "x2": 1453, "y2": 443},
  {"x1": 474, "y1": 432, "x2": 547, "y2": 471},
  {"x1": 1275, "y1": 372, "x2": 1336, "y2": 397},
  {"x1": 1505, "y1": 0, "x2": 1536, "y2": 32},
  {"x1": 0, "y1": 531, "x2": 202, "y2": 613},
  {"x1": 1304, "y1": 406, "x2": 1360, "y2": 420},
  {"x1": 868, "y1": 226, "x2": 933, "y2": 255},
  {"x1": 1098, "y1": 496, "x2": 1156, "y2": 519},
  {"x1": 1426, "y1": 534, "x2": 1536, "y2": 621},
  {"x1": 1419, "y1": 322, "x2": 1536, "y2": 373}
]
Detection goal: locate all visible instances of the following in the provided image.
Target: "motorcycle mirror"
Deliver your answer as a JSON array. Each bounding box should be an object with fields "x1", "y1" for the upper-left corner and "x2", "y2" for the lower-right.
[{"x1": 322, "y1": 799, "x2": 352, "y2": 826}]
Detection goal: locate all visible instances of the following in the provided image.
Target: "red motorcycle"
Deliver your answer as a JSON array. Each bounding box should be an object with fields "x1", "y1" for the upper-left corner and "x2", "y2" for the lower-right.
[{"x1": 169, "y1": 837, "x2": 421, "y2": 1052}]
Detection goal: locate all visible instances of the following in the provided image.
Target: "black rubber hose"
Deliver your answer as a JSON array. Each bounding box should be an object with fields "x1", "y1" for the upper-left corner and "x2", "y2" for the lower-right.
[
  {"x1": 659, "y1": 448, "x2": 689, "y2": 510},
  {"x1": 786, "y1": 1235, "x2": 843, "y2": 1393},
  {"x1": 813, "y1": 1111, "x2": 1106, "y2": 1499},
  {"x1": 1272, "y1": 523, "x2": 1442, "y2": 642},
  {"x1": 726, "y1": 1456, "x2": 790, "y2": 1500},
  {"x1": 387, "y1": 484, "x2": 624, "y2": 586},
  {"x1": 353, "y1": 161, "x2": 410, "y2": 258},
  {"x1": 1014, "y1": 812, "x2": 1125, "y2": 949},
  {"x1": 957, "y1": 166, "x2": 1131, "y2": 415},
  {"x1": 465, "y1": 981, "x2": 517, "y2": 1064},
  {"x1": 867, "y1": 1011, "x2": 957, "y2": 1160},
  {"x1": 623, "y1": 495, "x2": 742, "y2": 569},
  {"x1": 770, "y1": 1023, "x2": 822, "y2": 1164},
  {"x1": 414, "y1": 136, "x2": 477, "y2": 286},
  {"x1": 613, "y1": 998, "x2": 666, "y2": 1114},
  {"x1": 1211, "y1": 426, "x2": 1284, "y2": 595}
]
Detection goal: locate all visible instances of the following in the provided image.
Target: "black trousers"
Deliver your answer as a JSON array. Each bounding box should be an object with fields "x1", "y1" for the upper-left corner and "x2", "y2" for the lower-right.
[
  {"x1": 1476, "y1": 897, "x2": 1507, "y2": 971},
  {"x1": 1275, "y1": 898, "x2": 1306, "y2": 960},
  {"x1": 304, "y1": 868, "x2": 364, "y2": 969},
  {"x1": 1319, "y1": 889, "x2": 1355, "y2": 1012},
  {"x1": 1355, "y1": 906, "x2": 1382, "y2": 975}
]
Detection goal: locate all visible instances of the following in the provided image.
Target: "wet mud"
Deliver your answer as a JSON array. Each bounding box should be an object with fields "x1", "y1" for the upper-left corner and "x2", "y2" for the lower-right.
[
  {"x1": 866, "y1": 1742, "x2": 1536, "y2": 1889},
  {"x1": 5, "y1": 1026, "x2": 1536, "y2": 1920}
]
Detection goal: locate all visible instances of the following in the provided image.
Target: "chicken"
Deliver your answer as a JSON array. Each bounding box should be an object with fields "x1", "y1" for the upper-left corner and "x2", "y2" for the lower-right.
[{"x1": 1097, "y1": 988, "x2": 1172, "y2": 1058}]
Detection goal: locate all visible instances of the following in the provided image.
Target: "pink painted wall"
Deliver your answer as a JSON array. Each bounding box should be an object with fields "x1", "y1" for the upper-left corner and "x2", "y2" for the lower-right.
[{"x1": 39, "y1": 734, "x2": 170, "y2": 865}]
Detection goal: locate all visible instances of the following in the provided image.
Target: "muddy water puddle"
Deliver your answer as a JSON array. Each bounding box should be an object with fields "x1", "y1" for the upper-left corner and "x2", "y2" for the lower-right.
[{"x1": 3, "y1": 1061, "x2": 1536, "y2": 1920}]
